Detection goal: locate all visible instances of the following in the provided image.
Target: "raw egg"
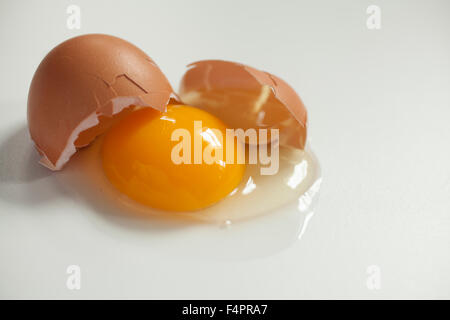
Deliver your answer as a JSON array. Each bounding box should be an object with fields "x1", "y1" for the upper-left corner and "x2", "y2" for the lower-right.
[
  {"x1": 27, "y1": 34, "x2": 321, "y2": 223},
  {"x1": 59, "y1": 128, "x2": 320, "y2": 223}
]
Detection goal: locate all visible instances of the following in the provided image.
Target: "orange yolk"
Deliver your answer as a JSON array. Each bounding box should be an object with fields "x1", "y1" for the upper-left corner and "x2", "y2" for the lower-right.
[{"x1": 101, "y1": 104, "x2": 245, "y2": 211}]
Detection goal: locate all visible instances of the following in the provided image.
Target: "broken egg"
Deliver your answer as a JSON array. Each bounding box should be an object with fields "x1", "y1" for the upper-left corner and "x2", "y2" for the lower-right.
[
  {"x1": 27, "y1": 34, "x2": 321, "y2": 223},
  {"x1": 60, "y1": 130, "x2": 320, "y2": 223}
]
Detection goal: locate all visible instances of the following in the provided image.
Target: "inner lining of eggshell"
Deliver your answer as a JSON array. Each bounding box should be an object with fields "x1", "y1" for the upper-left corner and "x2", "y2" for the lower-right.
[
  {"x1": 75, "y1": 105, "x2": 137, "y2": 147},
  {"x1": 180, "y1": 86, "x2": 293, "y2": 145},
  {"x1": 74, "y1": 94, "x2": 182, "y2": 148},
  {"x1": 39, "y1": 96, "x2": 156, "y2": 170}
]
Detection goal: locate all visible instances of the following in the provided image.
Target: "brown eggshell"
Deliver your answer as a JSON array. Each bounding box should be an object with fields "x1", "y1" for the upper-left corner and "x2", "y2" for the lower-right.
[
  {"x1": 179, "y1": 60, "x2": 307, "y2": 149},
  {"x1": 28, "y1": 34, "x2": 176, "y2": 170}
]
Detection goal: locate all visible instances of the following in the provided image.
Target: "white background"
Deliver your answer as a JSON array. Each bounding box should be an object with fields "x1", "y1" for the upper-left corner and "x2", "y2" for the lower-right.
[{"x1": 0, "y1": 0, "x2": 449, "y2": 299}]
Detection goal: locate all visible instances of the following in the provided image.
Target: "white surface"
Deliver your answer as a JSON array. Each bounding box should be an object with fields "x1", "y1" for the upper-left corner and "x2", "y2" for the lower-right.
[{"x1": 1, "y1": 0, "x2": 449, "y2": 299}]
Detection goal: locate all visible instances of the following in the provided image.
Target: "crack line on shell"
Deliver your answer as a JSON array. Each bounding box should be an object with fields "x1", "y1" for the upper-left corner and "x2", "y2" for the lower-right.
[
  {"x1": 109, "y1": 85, "x2": 118, "y2": 97},
  {"x1": 93, "y1": 92, "x2": 101, "y2": 109},
  {"x1": 144, "y1": 57, "x2": 158, "y2": 68},
  {"x1": 114, "y1": 74, "x2": 149, "y2": 94},
  {"x1": 265, "y1": 72, "x2": 278, "y2": 87},
  {"x1": 88, "y1": 73, "x2": 149, "y2": 95}
]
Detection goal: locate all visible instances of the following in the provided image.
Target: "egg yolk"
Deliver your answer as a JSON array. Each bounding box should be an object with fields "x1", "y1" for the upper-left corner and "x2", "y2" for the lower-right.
[{"x1": 101, "y1": 104, "x2": 245, "y2": 212}]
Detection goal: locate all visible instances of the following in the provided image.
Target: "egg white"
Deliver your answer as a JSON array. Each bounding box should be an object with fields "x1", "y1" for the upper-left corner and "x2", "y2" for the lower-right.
[{"x1": 56, "y1": 134, "x2": 321, "y2": 224}]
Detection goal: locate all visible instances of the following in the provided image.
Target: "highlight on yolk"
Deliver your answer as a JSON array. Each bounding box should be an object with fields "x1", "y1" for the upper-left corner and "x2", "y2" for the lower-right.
[{"x1": 101, "y1": 104, "x2": 245, "y2": 212}]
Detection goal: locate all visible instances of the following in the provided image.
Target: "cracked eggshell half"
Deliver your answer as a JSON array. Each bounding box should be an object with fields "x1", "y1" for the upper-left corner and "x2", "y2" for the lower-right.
[
  {"x1": 27, "y1": 34, "x2": 176, "y2": 170},
  {"x1": 179, "y1": 60, "x2": 307, "y2": 149}
]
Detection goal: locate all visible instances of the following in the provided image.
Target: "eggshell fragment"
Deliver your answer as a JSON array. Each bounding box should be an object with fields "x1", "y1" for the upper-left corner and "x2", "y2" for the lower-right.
[
  {"x1": 179, "y1": 60, "x2": 307, "y2": 149},
  {"x1": 27, "y1": 34, "x2": 176, "y2": 170}
]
